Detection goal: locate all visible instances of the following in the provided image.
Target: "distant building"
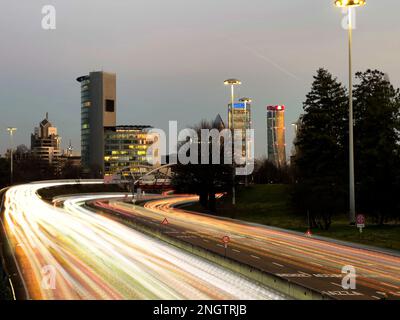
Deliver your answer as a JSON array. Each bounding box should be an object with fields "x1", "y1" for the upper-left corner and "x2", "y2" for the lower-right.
[
  {"x1": 60, "y1": 141, "x2": 81, "y2": 175},
  {"x1": 77, "y1": 71, "x2": 161, "y2": 178},
  {"x1": 31, "y1": 113, "x2": 62, "y2": 170},
  {"x1": 267, "y1": 105, "x2": 286, "y2": 167},
  {"x1": 213, "y1": 114, "x2": 226, "y2": 130},
  {"x1": 104, "y1": 126, "x2": 159, "y2": 178},
  {"x1": 228, "y1": 98, "x2": 252, "y2": 158},
  {"x1": 77, "y1": 71, "x2": 117, "y2": 174},
  {"x1": 290, "y1": 119, "x2": 301, "y2": 165}
]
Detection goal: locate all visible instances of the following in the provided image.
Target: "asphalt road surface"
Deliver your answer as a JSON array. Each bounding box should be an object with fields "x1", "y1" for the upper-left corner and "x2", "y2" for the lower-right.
[
  {"x1": 93, "y1": 195, "x2": 400, "y2": 301},
  {"x1": 1, "y1": 182, "x2": 285, "y2": 300}
]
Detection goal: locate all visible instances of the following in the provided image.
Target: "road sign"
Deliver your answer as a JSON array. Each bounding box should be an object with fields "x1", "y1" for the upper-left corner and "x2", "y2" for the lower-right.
[
  {"x1": 356, "y1": 214, "x2": 365, "y2": 225},
  {"x1": 222, "y1": 236, "x2": 230, "y2": 244},
  {"x1": 221, "y1": 236, "x2": 230, "y2": 256},
  {"x1": 356, "y1": 214, "x2": 365, "y2": 233},
  {"x1": 161, "y1": 218, "x2": 169, "y2": 225}
]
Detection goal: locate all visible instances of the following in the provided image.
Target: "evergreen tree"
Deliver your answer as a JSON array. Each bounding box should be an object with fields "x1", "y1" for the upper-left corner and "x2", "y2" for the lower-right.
[
  {"x1": 294, "y1": 68, "x2": 348, "y2": 230},
  {"x1": 353, "y1": 70, "x2": 400, "y2": 224}
]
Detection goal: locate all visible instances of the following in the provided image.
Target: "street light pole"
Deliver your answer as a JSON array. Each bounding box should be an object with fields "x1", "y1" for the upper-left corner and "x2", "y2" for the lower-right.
[
  {"x1": 334, "y1": 0, "x2": 366, "y2": 225},
  {"x1": 224, "y1": 79, "x2": 241, "y2": 205},
  {"x1": 348, "y1": 7, "x2": 356, "y2": 225},
  {"x1": 7, "y1": 127, "x2": 17, "y2": 185}
]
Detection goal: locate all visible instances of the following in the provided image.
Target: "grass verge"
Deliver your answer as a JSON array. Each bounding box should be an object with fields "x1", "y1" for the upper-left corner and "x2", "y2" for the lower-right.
[{"x1": 185, "y1": 184, "x2": 400, "y2": 252}]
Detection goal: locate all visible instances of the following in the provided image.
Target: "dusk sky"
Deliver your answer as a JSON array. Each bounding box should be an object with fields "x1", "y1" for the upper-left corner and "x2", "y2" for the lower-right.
[{"x1": 1, "y1": 0, "x2": 399, "y2": 158}]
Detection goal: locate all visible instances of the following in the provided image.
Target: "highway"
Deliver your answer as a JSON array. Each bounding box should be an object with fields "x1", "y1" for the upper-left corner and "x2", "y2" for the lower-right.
[
  {"x1": 95, "y1": 195, "x2": 400, "y2": 300},
  {"x1": 1, "y1": 182, "x2": 285, "y2": 300}
]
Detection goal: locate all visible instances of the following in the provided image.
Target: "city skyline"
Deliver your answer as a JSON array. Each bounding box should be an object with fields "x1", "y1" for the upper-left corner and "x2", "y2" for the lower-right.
[
  {"x1": 1, "y1": 0, "x2": 400, "y2": 304},
  {"x1": 1, "y1": 1, "x2": 400, "y2": 158}
]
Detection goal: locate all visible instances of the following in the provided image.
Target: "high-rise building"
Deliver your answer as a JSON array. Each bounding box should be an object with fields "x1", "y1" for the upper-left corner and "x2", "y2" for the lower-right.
[
  {"x1": 228, "y1": 98, "x2": 252, "y2": 158},
  {"x1": 31, "y1": 113, "x2": 62, "y2": 169},
  {"x1": 104, "y1": 125, "x2": 159, "y2": 178},
  {"x1": 77, "y1": 71, "x2": 159, "y2": 178},
  {"x1": 267, "y1": 105, "x2": 286, "y2": 167},
  {"x1": 77, "y1": 71, "x2": 116, "y2": 174}
]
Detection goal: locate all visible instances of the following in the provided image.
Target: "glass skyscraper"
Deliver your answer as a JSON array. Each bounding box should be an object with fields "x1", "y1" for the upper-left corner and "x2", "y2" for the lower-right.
[{"x1": 267, "y1": 105, "x2": 287, "y2": 167}]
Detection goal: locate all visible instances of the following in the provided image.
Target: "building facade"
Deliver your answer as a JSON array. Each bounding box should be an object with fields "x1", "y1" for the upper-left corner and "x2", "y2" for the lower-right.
[
  {"x1": 267, "y1": 105, "x2": 287, "y2": 167},
  {"x1": 104, "y1": 126, "x2": 159, "y2": 178},
  {"x1": 228, "y1": 98, "x2": 252, "y2": 159},
  {"x1": 31, "y1": 113, "x2": 62, "y2": 170},
  {"x1": 77, "y1": 71, "x2": 116, "y2": 174}
]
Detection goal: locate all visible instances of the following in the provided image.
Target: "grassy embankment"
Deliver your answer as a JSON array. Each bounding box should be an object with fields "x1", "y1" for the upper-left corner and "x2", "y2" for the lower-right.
[{"x1": 187, "y1": 184, "x2": 400, "y2": 252}]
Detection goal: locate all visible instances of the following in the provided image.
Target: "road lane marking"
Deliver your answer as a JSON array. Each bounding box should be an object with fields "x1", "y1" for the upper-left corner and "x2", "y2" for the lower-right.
[
  {"x1": 217, "y1": 244, "x2": 224, "y2": 247},
  {"x1": 371, "y1": 296, "x2": 380, "y2": 300},
  {"x1": 330, "y1": 282, "x2": 343, "y2": 288},
  {"x1": 251, "y1": 255, "x2": 261, "y2": 260},
  {"x1": 232, "y1": 249, "x2": 240, "y2": 253},
  {"x1": 273, "y1": 262, "x2": 284, "y2": 267}
]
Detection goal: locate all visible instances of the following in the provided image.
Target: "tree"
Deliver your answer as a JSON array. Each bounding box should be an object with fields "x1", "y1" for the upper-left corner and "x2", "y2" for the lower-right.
[
  {"x1": 61, "y1": 161, "x2": 82, "y2": 179},
  {"x1": 353, "y1": 70, "x2": 400, "y2": 224},
  {"x1": 15, "y1": 144, "x2": 29, "y2": 160},
  {"x1": 13, "y1": 157, "x2": 58, "y2": 182},
  {"x1": 172, "y1": 120, "x2": 233, "y2": 213},
  {"x1": 293, "y1": 68, "x2": 348, "y2": 230},
  {"x1": 252, "y1": 158, "x2": 290, "y2": 184},
  {"x1": 0, "y1": 158, "x2": 10, "y2": 189}
]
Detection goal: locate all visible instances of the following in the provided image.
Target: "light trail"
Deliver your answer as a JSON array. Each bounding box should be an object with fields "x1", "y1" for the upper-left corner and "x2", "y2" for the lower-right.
[
  {"x1": 103, "y1": 196, "x2": 400, "y2": 298},
  {"x1": 2, "y1": 182, "x2": 285, "y2": 300}
]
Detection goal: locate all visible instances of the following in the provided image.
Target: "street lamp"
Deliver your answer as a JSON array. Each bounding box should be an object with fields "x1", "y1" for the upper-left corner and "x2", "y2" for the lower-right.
[
  {"x1": 7, "y1": 127, "x2": 17, "y2": 185},
  {"x1": 224, "y1": 79, "x2": 241, "y2": 205},
  {"x1": 224, "y1": 79, "x2": 242, "y2": 129},
  {"x1": 334, "y1": 0, "x2": 366, "y2": 224}
]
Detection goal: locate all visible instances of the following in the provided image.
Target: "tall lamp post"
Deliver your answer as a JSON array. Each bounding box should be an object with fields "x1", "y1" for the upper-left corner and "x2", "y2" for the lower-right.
[
  {"x1": 7, "y1": 127, "x2": 17, "y2": 185},
  {"x1": 334, "y1": 0, "x2": 366, "y2": 224},
  {"x1": 224, "y1": 79, "x2": 241, "y2": 205}
]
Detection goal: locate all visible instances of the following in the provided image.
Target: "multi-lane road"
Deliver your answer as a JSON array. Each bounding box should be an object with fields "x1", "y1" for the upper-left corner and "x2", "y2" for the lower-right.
[
  {"x1": 95, "y1": 195, "x2": 400, "y2": 300},
  {"x1": 2, "y1": 181, "x2": 400, "y2": 300},
  {"x1": 0, "y1": 182, "x2": 285, "y2": 300}
]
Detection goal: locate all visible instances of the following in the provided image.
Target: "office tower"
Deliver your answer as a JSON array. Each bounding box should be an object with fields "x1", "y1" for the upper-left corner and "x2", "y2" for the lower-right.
[
  {"x1": 104, "y1": 126, "x2": 159, "y2": 178},
  {"x1": 77, "y1": 71, "x2": 116, "y2": 174},
  {"x1": 228, "y1": 98, "x2": 252, "y2": 158},
  {"x1": 213, "y1": 114, "x2": 226, "y2": 131},
  {"x1": 267, "y1": 105, "x2": 287, "y2": 167},
  {"x1": 31, "y1": 113, "x2": 62, "y2": 170}
]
